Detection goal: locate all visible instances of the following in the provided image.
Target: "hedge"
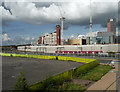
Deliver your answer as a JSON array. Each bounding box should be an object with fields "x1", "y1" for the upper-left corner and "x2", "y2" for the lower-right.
[
  {"x1": 73, "y1": 60, "x2": 98, "y2": 77},
  {"x1": 1, "y1": 53, "x2": 95, "y2": 63},
  {"x1": 57, "y1": 56, "x2": 95, "y2": 63},
  {"x1": 29, "y1": 70, "x2": 73, "y2": 90},
  {"x1": 28, "y1": 60, "x2": 98, "y2": 90},
  {"x1": 0, "y1": 53, "x2": 11, "y2": 56}
]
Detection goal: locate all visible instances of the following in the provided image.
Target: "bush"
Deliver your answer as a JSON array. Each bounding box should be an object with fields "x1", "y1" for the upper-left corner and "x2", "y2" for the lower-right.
[
  {"x1": 29, "y1": 60, "x2": 97, "y2": 91},
  {"x1": 58, "y1": 56, "x2": 95, "y2": 63},
  {"x1": 58, "y1": 82, "x2": 86, "y2": 91},
  {"x1": 1, "y1": 53, "x2": 11, "y2": 56},
  {"x1": 73, "y1": 60, "x2": 98, "y2": 77},
  {"x1": 29, "y1": 70, "x2": 73, "y2": 90},
  {"x1": 1, "y1": 53, "x2": 95, "y2": 63},
  {"x1": 14, "y1": 69, "x2": 28, "y2": 91}
]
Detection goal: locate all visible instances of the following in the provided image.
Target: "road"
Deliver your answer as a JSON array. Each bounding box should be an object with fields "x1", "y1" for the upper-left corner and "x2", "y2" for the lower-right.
[{"x1": 2, "y1": 56, "x2": 84, "y2": 90}]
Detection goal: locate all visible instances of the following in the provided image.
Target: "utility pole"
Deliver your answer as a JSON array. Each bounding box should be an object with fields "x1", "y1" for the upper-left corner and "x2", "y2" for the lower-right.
[
  {"x1": 60, "y1": 17, "x2": 65, "y2": 45},
  {"x1": 90, "y1": 0, "x2": 93, "y2": 44}
]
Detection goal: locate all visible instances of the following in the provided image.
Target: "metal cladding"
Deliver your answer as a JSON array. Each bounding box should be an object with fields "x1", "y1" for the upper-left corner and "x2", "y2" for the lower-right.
[{"x1": 56, "y1": 25, "x2": 61, "y2": 45}]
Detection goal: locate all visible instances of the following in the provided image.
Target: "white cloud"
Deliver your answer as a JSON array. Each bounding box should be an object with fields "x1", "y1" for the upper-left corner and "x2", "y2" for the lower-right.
[
  {"x1": 1, "y1": 33, "x2": 11, "y2": 41},
  {"x1": 1, "y1": 33, "x2": 36, "y2": 45},
  {"x1": 1, "y1": 0, "x2": 118, "y2": 26}
]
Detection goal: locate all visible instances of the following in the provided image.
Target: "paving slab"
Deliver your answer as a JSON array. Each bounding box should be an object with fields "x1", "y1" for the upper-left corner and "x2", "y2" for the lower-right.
[{"x1": 86, "y1": 63, "x2": 119, "y2": 92}]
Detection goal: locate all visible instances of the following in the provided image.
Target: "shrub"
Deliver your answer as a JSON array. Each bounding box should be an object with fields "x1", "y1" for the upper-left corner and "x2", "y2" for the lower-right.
[
  {"x1": 1, "y1": 53, "x2": 11, "y2": 56},
  {"x1": 29, "y1": 60, "x2": 97, "y2": 90},
  {"x1": 1, "y1": 53, "x2": 95, "y2": 63},
  {"x1": 73, "y1": 60, "x2": 98, "y2": 77},
  {"x1": 14, "y1": 69, "x2": 28, "y2": 91},
  {"x1": 58, "y1": 82, "x2": 86, "y2": 91},
  {"x1": 29, "y1": 70, "x2": 73, "y2": 90}
]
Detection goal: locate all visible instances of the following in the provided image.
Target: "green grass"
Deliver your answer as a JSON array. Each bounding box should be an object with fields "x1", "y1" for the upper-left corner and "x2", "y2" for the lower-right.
[
  {"x1": 73, "y1": 60, "x2": 98, "y2": 77},
  {"x1": 78, "y1": 64, "x2": 112, "y2": 81},
  {"x1": 58, "y1": 82, "x2": 86, "y2": 91},
  {"x1": 46, "y1": 82, "x2": 86, "y2": 91}
]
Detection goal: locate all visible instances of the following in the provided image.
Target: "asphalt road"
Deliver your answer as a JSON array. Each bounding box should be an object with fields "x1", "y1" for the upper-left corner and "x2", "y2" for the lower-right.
[
  {"x1": 2, "y1": 56, "x2": 84, "y2": 90},
  {"x1": 97, "y1": 59, "x2": 113, "y2": 64}
]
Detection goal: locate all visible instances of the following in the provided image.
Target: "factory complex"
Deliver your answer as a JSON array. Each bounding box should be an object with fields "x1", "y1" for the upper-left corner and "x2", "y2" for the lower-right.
[{"x1": 18, "y1": 18, "x2": 120, "y2": 54}]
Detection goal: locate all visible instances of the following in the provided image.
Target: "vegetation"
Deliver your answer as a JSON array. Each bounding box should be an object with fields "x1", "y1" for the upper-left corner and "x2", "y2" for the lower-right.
[
  {"x1": 58, "y1": 82, "x2": 86, "y2": 91},
  {"x1": 2, "y1": 53, "x2": 111, "y2": 91},
  {"x1": 29, "y1": 70, "x2": 73, "y2": 90},
  {"x1": 78, "y1": 64, "x2": 112, "y2": 81},
  {"x1": 14, "y1": 69, "x2": 28, "y2": 91},
  {"x1": 28, "y1": 61, "x2": 111, "y2": 91},
  {"x1": 73, "y1": 60, "x2": 98, "y2": 77},
  {"x1": 29, "y1": 60, "x2": 98, "y2": 91},
  {"x1": 1, "y1": 53, "x2": 95, "y2": 63},
  {"x1": 45, "y1": 82, "x2": 86, "y2": 91}
]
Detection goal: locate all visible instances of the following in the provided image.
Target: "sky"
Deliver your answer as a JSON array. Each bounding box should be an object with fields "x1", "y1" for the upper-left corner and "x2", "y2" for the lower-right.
[{"x1": 0, "y1": 0, "x2": 119, "y2": 45}]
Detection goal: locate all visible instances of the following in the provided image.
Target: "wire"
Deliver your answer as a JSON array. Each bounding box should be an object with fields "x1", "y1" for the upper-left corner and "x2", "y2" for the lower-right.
[
  {"x1": 56, "y1": 3, "x2": 63, "y2": 17},
  {"x1": 56, "y1": 2, "x2": 66, "y2": 18}
]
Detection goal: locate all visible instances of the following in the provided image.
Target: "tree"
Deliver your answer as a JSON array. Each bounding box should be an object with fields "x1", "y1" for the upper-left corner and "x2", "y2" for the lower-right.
[{"x1": 14, "y1": 69, "x2": 28, "y2": 91}]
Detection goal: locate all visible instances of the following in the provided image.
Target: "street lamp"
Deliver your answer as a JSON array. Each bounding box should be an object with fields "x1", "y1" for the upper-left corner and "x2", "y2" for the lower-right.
[{"x1": 110, "y1": 61, "x2": 119, "y2": 92}]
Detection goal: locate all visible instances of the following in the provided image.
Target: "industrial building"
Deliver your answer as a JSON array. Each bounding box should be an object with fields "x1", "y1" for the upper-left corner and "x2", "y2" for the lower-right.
[
  {"x1": 91, "y1": 32, "x2": 117, "y2": 44},
  {"x1": 67, "y1": 35, "x2": 86, "y2": 45},
  {"x1": 38, "y1": 25, "x2": 61, "y2": 46},
  {"x1": 18, "y1": 44, "x2": 120, "y2": 54},
  {"x1": 86, "y1": 18, "x2": 118, "y2": 44},
  {"x1": 68, "y1": 39, "x2": 86, "y2": 45},
  {"x1": 107, "y1": 18, "x2": 116, "y2": 35}
]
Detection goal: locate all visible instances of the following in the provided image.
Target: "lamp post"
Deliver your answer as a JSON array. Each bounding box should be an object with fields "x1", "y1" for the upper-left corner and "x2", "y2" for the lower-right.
[
  {"x1": 110, "y1": 61, "x2": 119, "y2": 92},
  {"x1": 116, "y1": 71, "x2": 118, "y2": 92}
]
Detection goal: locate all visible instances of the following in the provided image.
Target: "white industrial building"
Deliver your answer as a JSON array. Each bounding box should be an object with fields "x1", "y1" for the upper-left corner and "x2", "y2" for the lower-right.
[
  {"x1": 18, "y1": 44, "x2": 120, "y2": 54},
  {"x1": 44, "y1": 32, "x2": 57, "y2": 45}
]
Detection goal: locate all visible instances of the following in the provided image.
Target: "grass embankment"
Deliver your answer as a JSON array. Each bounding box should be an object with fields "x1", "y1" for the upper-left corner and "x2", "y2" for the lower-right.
[
  {"x1": 44, "y1": 82, "x2": 86, "y2": 91},
  {"x1": 77, "y1": 64, "x2": 112, "y2": 81},
  {"x1": 29, "y1": 62, "x2": 112, "y2": 91},
  {"x1": 29, "y1": 60, "x2": 98, "y2": 91}
]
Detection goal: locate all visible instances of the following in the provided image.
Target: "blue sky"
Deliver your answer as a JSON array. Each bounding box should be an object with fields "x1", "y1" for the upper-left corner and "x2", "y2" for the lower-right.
[
  {"x1": 1, "y1": 1, "x2": 118, "y2": 45},
  {"x1": 2, "y1": 21, "x2": 107, "y2": 40}
]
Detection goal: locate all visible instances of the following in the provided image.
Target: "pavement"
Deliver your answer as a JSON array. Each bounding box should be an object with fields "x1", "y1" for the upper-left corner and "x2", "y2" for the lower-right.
[
  {"x1": 86, "y1": 62, "x2": 120, "y2": 92},
  {"x1": 0, "y1": 56, "x2": 2, "y2": 92}
]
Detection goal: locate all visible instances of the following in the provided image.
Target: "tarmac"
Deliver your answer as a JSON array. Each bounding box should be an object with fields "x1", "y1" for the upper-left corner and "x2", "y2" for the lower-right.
[
  {"x1": 86, "y1": 62, "x2": 120, "y2": 92},
  {"x1": 2, "y1": 56, "x2": 84, "y2": 90}
]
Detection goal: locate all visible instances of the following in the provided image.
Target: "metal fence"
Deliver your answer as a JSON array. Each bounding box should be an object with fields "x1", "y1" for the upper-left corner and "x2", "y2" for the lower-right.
[{"x1": 2, "y1": 49, "x2": 120, "y2": 60}]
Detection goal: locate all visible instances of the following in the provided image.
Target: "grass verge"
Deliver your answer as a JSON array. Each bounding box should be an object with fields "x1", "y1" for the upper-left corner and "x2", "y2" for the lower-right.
[
  {"x1": 29, "y1": 60, "x2": 98, "y2": 91},
  {"x1": 46, "y1": 82, "x2": 86, "y2": 91},
  {"x1": 77, "y1": 64, "x2": 112, "y2": 81}
]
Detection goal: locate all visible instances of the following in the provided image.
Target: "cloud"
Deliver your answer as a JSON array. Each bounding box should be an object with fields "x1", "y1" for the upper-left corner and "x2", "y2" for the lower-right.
[
  {"x1": 1, "y1": 33, "x2": 11, "y2": 41},
  {"x1": 1, "y1": 33, "x2": 36, "y2": 45},
  {"x1": 1, "y1": 0, "x2": 119, "y2": 27}
]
